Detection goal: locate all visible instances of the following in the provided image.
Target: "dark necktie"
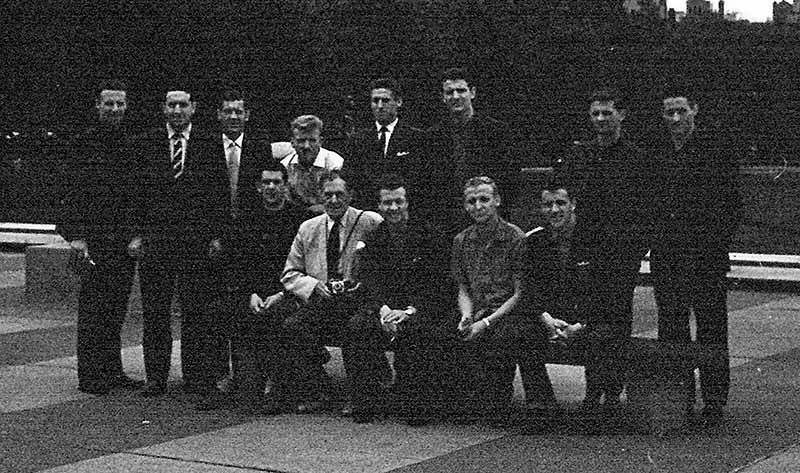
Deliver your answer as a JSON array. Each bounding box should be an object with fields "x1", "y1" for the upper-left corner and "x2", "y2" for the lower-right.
[
  {"x1": 171, "y1": 133, "x2": 184, "y2": 179},
  {"x1": 327, "y1": 219, "x2": 341, "y2": 280},
  {"x1": 378, "y1": 126, "x2": 388, "y2": 158}
]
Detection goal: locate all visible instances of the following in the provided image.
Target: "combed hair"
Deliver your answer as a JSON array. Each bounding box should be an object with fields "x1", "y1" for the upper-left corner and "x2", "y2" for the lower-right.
[
  {"x1": 97, "y1": 80, "x2": 127, "y2": 98},
  {"x1": 291, "y1": 115, "x2": 323, "y2": 134},
  {"x1": 440, "y1": 67, "x2": 475, "y2": 88},
  {"x1": 368, "y1": 77, "x2": 402, "y2": 100},
  {"x1": 589, "y1": 87, "x2": 626, "y2": 111},
  {"x1": 219, "y1": 89, "x2": 246, "y2": 107},
  {"x1": 464, "y1": 175, "x2": 499, "y2": 198},
  {"x1": 259, "y1": 157, "x2": 288, "y2": 183}
]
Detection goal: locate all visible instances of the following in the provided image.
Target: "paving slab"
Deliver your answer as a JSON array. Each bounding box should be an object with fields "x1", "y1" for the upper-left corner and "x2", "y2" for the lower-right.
[
  {"x1": 38, "y1": 453, "x2": 267, "y2": 473},
  {"x1": 0, "y1": 363, "x2": 87, "y2": 412},
  {"x1": 735, "y1": 445, "x2": 800, "y2": 473},
  {"x1": 0, "y1": 315, "x2": 70, "y2": 334},
  {"x1": 135, "y1": 415, "x2": 505, "y2": 473}
]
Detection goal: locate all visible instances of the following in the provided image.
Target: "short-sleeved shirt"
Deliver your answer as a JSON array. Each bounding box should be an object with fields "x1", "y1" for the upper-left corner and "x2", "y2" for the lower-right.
[
  {"x1": 451, "y1": 218, "x2": 526, "y2": 314},
  {"x1": 279, "y1": 147, "x2": 344, "y2": 209}
]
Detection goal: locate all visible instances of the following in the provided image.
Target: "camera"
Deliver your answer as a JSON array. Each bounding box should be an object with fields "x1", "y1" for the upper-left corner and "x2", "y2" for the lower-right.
[{"x1": 327, "y1": 279, "x2": 347, "y2": 295}]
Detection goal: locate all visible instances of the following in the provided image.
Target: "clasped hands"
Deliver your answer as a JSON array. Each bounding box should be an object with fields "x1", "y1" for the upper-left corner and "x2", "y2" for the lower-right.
[
  {"x1": 249, "y1": 292, "x2": 284, "y2": 315},
  {"x1": 542, "y1": 312, "x2": 583, "y2": 341},
  {"x1": 458, "y1": 309, "x2": 491, "y2": 342},
  {"x1": 380, "y1": 305, "x2": 415, "y2": 340}
]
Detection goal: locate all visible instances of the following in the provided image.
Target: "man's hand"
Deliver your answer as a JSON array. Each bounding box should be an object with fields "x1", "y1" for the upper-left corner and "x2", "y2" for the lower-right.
[
  {"x1": 208, "y1": 238, "x2": 223, "y2": 259},
  {"x1": 561, "y1": 323, "x2": 584, "y2": 339},
  {"x1": 542, "y1": 312, "x2": 569, "y2": 339},
  {"x1": 457, "y1": 314, "x2": 474, "y2": 335},
  {"x1": 380, "y1": 309, "x2": 409, "y2": 335},
  {"x1": 70, "y1": 239, "x2": 90, "y2": 260},
  {"x1": 313, "y1": 280, "x2": 333, "y2": 299},
  {"x1": 127, "y1": 237, "x2": 144, "y2": 259},
  {"x1": 462, "y1": 320, "x2": 488, "y2": 341},
  {"x1": 262, "y1": 292, "x2": 283, "y2": 311},
  {"x1": 249, "y1": 293, "x2": 265, "y2": 314}
]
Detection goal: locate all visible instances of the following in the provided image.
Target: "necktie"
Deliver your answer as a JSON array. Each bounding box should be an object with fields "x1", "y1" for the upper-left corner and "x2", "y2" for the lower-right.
[
  {"x1": 378, "y1": 126, "x2": 388, "y2": 158},
  {"x1": 171, "y1": 133, "x2": 184, "y2": 179},
  {"x1": 327, "y1": 219, "x2": 341, "y2": 280},
  {"x1": 227, "y1": 141, "x2": 240, "y2": 210}
]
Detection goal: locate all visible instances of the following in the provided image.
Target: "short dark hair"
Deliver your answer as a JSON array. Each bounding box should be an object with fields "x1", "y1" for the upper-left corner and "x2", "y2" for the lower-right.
[
  {"x1": 464, "y1": 175, "x2": 499, "y2": 198},
  {"x1": 319, "y1": 169, "x2": 347, "y2": 191},
  {"x1": 440, "y1": 67, "x2": 475, "y2": 89},
  {"x1": 368, "y1": 78, "x2": 402, "y2": 100},
  {"x1": 659, "y1": 79, "x2": 699, "y2": 107},
  {"x1": 219, "y1": 89, "x2": 247, "y2": 107},
  {"x1": 375, "y1": 173, "x2": 406, "y2": 200},
  {"x1": 96, "y1": 80, "x2": 127, "y2": 99},
  {"x1": 541, "y1": 174, "x2": 574, "y2": 197},
  {"x1": 259, "y1": 158, "x2": 289, "y2": 183},
  {"x1": 589, "y1": 87, "x2": 626, "y2": 111}
]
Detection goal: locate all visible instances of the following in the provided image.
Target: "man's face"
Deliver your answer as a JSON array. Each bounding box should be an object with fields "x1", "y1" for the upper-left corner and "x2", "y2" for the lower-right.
[
  {"x1": 257, "y1": 170, "x2": 287, "y2": 208},
  {"x1": 370, "y1": 88, "x2": 401, "y2": 126},
  {"x1": 378, "y1": 187, "x2": 409, "y2": 225},
  {"x1": 540, "y1": 189, "x2": 575, "y2": 231},
  {"x1": 163, "y1": 91, "x2": 196, "y2": 131},
  {"x1": 662, "y1": 96, "x2": 697, "y2": 137},
  {"x1": 96, "y1": 89, "x2": 127, "y2": 126},
  {"x1": 291, "y1": 128, "x2": 321, "y2": 167},
  {"x1": 589, "y1": 100, "x2": 625, "y2": 137},
  {"x1": 442, "y1": 79, "x2": 475, "y2": 117},
  {"x1": 218, "y1": 99, "x2": 250, "y2": 138},
  {"x1": 323, "y1": 177, "x2": 351, "y2": 220},
  {"x1": 463, "y1": 183, "x2": 500, "y2": 224}
]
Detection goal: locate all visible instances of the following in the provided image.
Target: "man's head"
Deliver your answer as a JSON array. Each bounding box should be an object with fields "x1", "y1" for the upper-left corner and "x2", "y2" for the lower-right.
[
  {"x1": 321, "y1": 171, "x2": 351, "y2": 220},
  {"x1": 256, "y1": 159, "x2": 289, "y2": 210},
  {"x1": 96, "y1": 80, "x2": 127, "y2": 127},
  {"x1": 441, "y1": 67, "x2": 476, "y2": 121},
  {"x1": 164, "y1": 90, "x2": 196, "y2": 131},
  {"x1": 662, "y1": 94, "x2": 698, "y2": 139},
  {"x1": 369, "y1": 78, "x2": 403, "y2": 126},
  {"x1": 217, "y1": 89, "x2": 250, "y2": 140},
  {"x1": 376, "y1": 173, "x2": 409, "y2": 225},
  {"x1": 540, "y1": 185, "x2": 576, "y2": 233},
  {"x1": 588, "y1": 88, "x2": 626, "y2": 143},
  {"x1": 463, "y1": 176, "x2": 501, "y2": 225},
  {"x1": 290, "y1": 115, "x2": 323, "y2": 167}
]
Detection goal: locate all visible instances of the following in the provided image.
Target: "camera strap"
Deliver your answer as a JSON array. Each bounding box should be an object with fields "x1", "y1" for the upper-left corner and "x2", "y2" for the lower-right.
[{"x1": 340, "y1": 210, "x2": 365, "y2": 260}]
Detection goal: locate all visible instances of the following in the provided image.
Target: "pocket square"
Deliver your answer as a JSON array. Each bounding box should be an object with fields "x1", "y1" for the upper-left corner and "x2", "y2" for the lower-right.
[{"x1": 395, "y1": 151, "x2": 410, "y2": 157}]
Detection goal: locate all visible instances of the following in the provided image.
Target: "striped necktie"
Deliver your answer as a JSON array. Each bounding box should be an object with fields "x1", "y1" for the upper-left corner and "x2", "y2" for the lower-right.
[{"x1": 171, "y1": 133, "x2": 184, "y2": 179}]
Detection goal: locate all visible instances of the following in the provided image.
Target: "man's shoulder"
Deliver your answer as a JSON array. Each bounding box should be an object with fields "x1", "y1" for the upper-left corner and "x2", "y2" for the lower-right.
[
  {"x1": 297, "y1": 213, "x2": 326, "y2": 234},
  {"x1": 499, "y1": 219, "x2": 526, "y2": 239},
  {"x1": 350, "y1": 207, "x2": 382, "y2": 226},
  {"x1": 395, "y1": 120, "x2": 424, "y2": 135},
  {"x1": 319, "y1": 147, "x2": 344, "y2": 169}
]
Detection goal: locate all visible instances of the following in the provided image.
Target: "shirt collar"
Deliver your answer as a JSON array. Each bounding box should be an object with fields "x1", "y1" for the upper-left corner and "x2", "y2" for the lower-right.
[
  {"x1": 290, "y1": 148, "x2": 328, "y2": 169},
  {"x1": 223, "y1": 133, "x2": 244, "y2": 148},
  {"x1": 464, "y1": 218, "x2": 514, "y2": 242},
  {"x1": 326, "y1": 208, "x2": 351, "y2": 230},
  {"x1": 167, "y1": 123, "x2": 192, "y2": 140},
  {"x1": 375, "y1": 118, "x2": 399, "y2": 134}
]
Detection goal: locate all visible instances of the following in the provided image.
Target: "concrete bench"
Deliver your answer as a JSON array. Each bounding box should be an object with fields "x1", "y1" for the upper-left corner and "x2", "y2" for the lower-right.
[{"x1": 541, "y1": 336, "x2": 701, "y2": 436}]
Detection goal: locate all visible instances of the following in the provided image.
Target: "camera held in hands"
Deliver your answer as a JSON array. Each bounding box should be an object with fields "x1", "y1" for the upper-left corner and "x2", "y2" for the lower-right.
[{"x1": 326, "y1": 279, "x2": 359, "y2": 295}]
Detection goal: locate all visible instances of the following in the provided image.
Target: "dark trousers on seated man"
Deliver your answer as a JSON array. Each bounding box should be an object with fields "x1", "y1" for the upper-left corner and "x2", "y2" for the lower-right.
[{"x1": 282, "y1": 290, "x2": 389, "y2": 417}]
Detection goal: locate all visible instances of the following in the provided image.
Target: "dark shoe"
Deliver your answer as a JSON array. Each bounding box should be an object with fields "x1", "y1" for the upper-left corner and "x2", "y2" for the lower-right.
[
  {"x1": 196, "y1": 389, "x2": 231, "y2": 411},
  {"x1": 140, "y1": 381, "x2": 167, "y2": 397},
  {"x1": 295, "y1": 400, "x2": 324, "y2": 414},
  {"x1": 700, "y1": 403, "x2": 724, "y2": 425},
  {"x1": 109, "y1": 375, "x2": 145, "y2": 390},
  {"x1": 78, "y1": 382, "x2": 110, "y2": 395}
]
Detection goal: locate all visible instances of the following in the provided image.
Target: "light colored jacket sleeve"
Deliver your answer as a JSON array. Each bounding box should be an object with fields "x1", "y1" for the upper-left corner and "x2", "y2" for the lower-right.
[{"x1": 280, "y1": 224, "x2": 320, "y2": 302}]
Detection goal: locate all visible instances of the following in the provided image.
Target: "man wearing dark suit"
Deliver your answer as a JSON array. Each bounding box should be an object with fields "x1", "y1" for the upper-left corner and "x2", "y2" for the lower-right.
[
  {"x1": 346, "y1": 78, "x2": 424, "y2": 209},
  {"x1": 651, "y1": 89, "x2": 740, "y2": 423},
  {"x1": 424, "y1": 67, "x2": 523, "y2": 233},
  {"x1": 58, "y1": 80, "x2": 144, "y2": 395},
  {"x1": 555, "y1": 88, "x2": 654, "y2": 411},
  {"x1": 134, "y1": 89, "x2": 228, "y2": 397},
  {"x1": 195, "y1": 89, "x2": 275, "y2": 410}
]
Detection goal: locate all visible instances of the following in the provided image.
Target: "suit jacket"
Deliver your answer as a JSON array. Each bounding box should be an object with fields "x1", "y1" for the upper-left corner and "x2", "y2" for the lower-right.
[
  {"x1": 57, "y1": 124, "x2": 141, "y2": 260},
  {"x1": 135, "y1": 125, "x2": 228, "y2": 257},
  {"x1": 649, "y1": 129, "x2": 740, "y2": 277},
  {"x1": 281, "y1": 206, "x2": 382, "y2": 302},
  {"x1": 215, "y1": 130, "x2": 273, "y2": 217},
  {"x1": 345, "y1": 119, "x2": 424, "y2": 209}
]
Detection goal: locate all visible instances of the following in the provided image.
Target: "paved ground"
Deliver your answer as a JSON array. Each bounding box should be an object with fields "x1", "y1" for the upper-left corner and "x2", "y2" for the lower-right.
[{"x1": 2, "y1": 251, "x2": 800, "y2": 473}]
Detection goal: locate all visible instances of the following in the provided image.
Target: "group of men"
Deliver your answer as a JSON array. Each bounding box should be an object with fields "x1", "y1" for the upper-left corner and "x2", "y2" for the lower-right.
[{"x1": 58, "y1": 67, "x2": 738, "y2": 428}]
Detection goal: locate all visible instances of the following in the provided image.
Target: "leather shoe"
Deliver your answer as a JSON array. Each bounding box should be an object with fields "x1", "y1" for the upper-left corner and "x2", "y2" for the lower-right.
[
  {"x1": 109, "y1": 375, "x2": 145, "y2": 390},
  {"x1": 140, "y1": 381, "x2": 167, "y2": 397}
]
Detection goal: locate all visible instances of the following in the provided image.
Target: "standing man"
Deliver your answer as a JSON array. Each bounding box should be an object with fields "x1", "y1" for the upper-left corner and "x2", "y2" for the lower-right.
[
  {"x1": 279, "y1": 115, "x2": 344, "y2": 214},
  {"x1": 425, "y1": 68, "x2": 522, "y2": 231},
  {"x1": 346, "y1": 78, "x2": 424, "y2": 209},
  {"x1": 135, "y1": 89, "x2": 228, "y2": 397},
  {"x1": 195, "y1": 89, "x2": 274, "y2": 409},
  {"x1": 58, "y1": 80, "x2": 144, "y2": 395},
  {"x1": 451, "y1": 176, "x2": 526, "y2": 424},
  {"x1": 359, "y1": 174, "x2": 455, "y2": 425},
  {"x1": 280, "y1": 172, "x2": 383, "y2": 422},
  {"x1": 651, "y1": 89, "x2": 739, "y2": 422},
  {"x1": 555, "y1": 88, "x2": 653, "y2": 411}
]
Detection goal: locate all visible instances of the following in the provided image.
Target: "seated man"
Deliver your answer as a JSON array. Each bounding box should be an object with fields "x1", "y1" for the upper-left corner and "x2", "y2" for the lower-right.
[
  {"x1": 280, "y1": 171, "x2": 384, "y2": 422},
  {"x1": 278, "y1": 115, "x2": 344, "y2": 214},
  {"x1": 451, "y1": 176, "x2": 526, "y2": 424},
  {"x1": 519, "y1": 184, "x2": 588, "y2": 415},
  {"x1": 358, "y1": 174, "x2": 456, "y2": 425},
  {"x1": 228, "y1": 160, "x2": 311, "y2": 414}
]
